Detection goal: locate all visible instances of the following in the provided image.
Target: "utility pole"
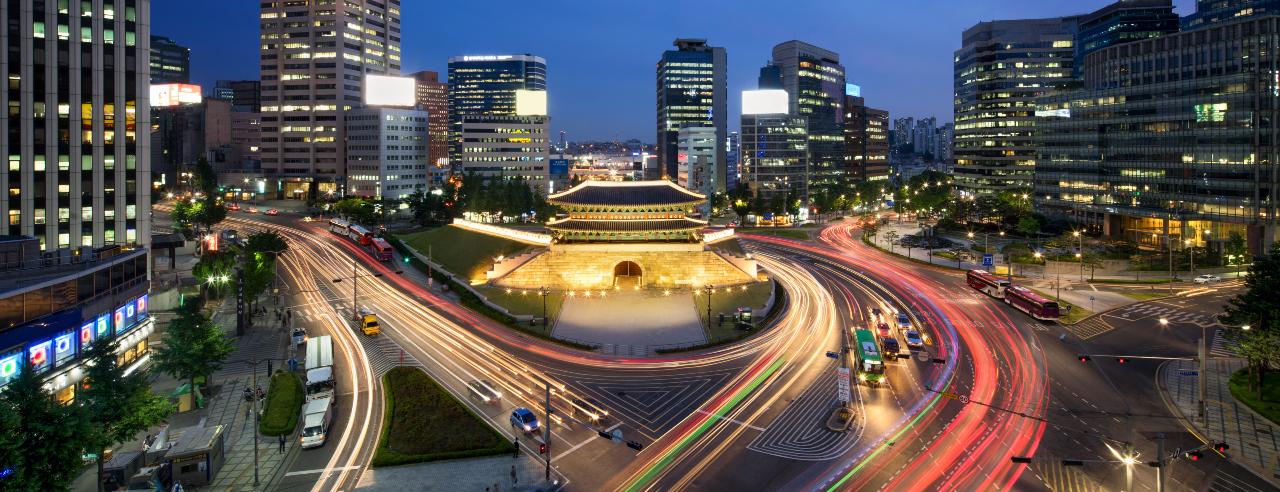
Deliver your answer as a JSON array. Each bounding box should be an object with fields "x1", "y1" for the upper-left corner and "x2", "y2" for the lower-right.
[
  {"x1": 1155, "y1": 433, "x2": 1166, "y2": 492},
  {"x1": 351, "y1": 255, "x2": 359, "y2": 320},
  {"x1": 543, "y1": 381, "x2": 552, "y2": 482},
  {"x1": 427, "y1": 243, "x2": 433, "y2": 288},
  {"x1": 1199, "y1": 334, "x2": 1207, "y2": 421},
  {"x1": 252, "y1": 360, "x2": 260, "y2": 487},
  {"x1": 704, "y1": 285, "x2": 714, "y2": 329},
  {"x1": 540, "y1": 286, "x2": 549, "y2": 328}
]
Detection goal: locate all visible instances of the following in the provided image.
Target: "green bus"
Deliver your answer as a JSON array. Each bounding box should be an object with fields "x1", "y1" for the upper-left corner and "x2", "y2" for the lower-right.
[{"x1": 853, "y1": 329, "x2": 886, "y2": 386}]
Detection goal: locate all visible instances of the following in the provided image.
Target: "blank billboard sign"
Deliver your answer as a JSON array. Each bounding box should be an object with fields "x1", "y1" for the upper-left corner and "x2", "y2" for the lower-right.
[
  {"x1": 741, "y1": 90, "x2": 788, "y2": 115},
  {"x1": 364, "y1": 75, "x2": 416, "y2": 107}
]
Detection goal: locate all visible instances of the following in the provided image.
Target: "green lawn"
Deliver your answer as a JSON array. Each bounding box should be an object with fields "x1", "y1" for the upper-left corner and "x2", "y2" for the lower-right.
[
  {"x1": 372, "y1": 367, "x2": 512, "y2": 467},
  {"x1": 695, "y1": 280, "x2": 775, "y2": 342},
  {"x1": 1229, "y1": 368, "x2": 1280, "y2": 426},
  {"x1": 1025, "y1": 287, "x2": 1092, "y2": 325},
  {"x1": 738, "y1": 228, "x2": 813, "y2": 241},
  {"x1": 1121, "y1": 291, "x2": 1170, "y2": 302},
  {"x1": 473, "y1": 285, "x2": 565, "y2": 335},
  {"x1": 398, "y1": 225, "x2": 531, "y2": 282},
  {"x1": 259, "y1": 371, "x2": 304, "y2": 436}
]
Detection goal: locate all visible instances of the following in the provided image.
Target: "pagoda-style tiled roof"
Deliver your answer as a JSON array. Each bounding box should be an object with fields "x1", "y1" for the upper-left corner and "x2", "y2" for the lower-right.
[
  {"x1": 548, "y1": 180, "x2": 706, "y2": 208},
  {"x1": 545, "y1": 218, "x2": 708, "y2": 232}
]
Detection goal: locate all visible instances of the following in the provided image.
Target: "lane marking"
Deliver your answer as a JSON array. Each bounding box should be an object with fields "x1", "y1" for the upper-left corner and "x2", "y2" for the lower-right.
[{"x1": 284, "y1": 465, "x2": 362, "y2": 477}]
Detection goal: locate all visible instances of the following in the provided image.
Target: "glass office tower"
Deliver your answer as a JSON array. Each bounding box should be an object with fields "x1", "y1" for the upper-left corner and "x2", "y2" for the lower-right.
[
  {"x1": 656, "y1": 39, "x2": 727, "y2": 191},
  {"x1": 770, "y1": 41, "x2": 846, "y2": 200}
]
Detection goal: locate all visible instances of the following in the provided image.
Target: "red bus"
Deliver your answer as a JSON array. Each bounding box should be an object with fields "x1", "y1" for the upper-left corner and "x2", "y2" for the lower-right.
[
  {"x1": 1004, "y1": 286, "x2": 1060, "y2": 321},
  {"x1": 967, "y1": 269, "x2": 1010, "y2": 299},
  {"x1": 369, "y1": 238, "x2": 394, "y2": 262},
  {"x1": 347, "y1": 225, "x2": 373, "y2": 246},
  {"x1": 328, "y1": 218, "x2": 350, "y2": 235}
]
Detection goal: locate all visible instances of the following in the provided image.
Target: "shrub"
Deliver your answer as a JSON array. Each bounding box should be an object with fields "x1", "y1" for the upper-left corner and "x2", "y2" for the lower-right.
[
  {"x1": 371, "y1": 367, "x2": 512, "y2": 467},
  {"x1": 259, "y1": 371, "x2": 304, "y2": 436}
]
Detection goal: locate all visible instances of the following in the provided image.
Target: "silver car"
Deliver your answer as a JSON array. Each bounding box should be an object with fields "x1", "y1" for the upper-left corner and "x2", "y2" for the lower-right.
[{"x1": 1193, "y1": 274, "x2": 1221, "y2": 284}]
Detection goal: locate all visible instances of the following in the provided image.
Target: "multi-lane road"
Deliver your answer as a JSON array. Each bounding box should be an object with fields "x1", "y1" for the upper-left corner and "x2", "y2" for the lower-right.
[{"x1": 193, "y1": 207, "x2": 1272, "y2": 491}]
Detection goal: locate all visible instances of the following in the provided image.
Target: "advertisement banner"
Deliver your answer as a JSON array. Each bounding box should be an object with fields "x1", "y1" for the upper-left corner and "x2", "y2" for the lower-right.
[
  {"x1": 28, "y1": 340, "x2": 52, "y2": 375},
  {"x1": 54, "y1": 331, "x2": 75, "y2": 367},
  {"x1": 837, "y1": 367, "x2": 852, "y2": 404},
  {"x1": 0, "y1": 351, "x2": 20, "y2": 387}
]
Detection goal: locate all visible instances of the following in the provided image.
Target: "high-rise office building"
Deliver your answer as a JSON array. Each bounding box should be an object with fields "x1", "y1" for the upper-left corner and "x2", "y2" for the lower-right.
[
  {"x1": 770, "y1": 40, "x2": 846, "y2": 199},
  {"x1": 345, "y1": 107, "x2": 428, "y2": 200},
  {"x1": 740, "y1": 90, "x2": 808, "y2": 203},
  {"x1": 1183, "y1": 0, "x2": 1280, "y2": 29},
  {"x1": 936, "y1": 123, "x2": 954, "y2": 161},
  {"x1": 258, "y1": 0, "x2": 401, "y2": 199},
  {"x1": 892, "y1": 117, "x2": 913, "y2": 149},
  {"x1": 725, "y1": 131, "x2": 740, "y2": 191},
  {"x1": 1074, "y1": 0, "x2": 1177, "y2": 76},
  {"x1": 844, "y1": 96, "x2": 889, "y2": 182},
  {"x1": 411, "y1": 70, "x2": 449, "y2": 169},
  {"x1": 150, "y1": 35, "x2": 189, "y2": 83},
  {"x1": 953, "y1": 18, "x2": 1076, "y2": 195},
  {"x1": 677, "y1": 127, "x2": 718, "y2": 211},
  {"x1": 447, "y1": 55, "x2": 549, "y2": 190},
  {"x1": 213, "y1": 80, "x2": 262, "y2": 113},
  {"x1": 1, "y1": 0, "x2": 150, "y2": 250},
  {"x1": 912, "y1": 117, "x2": 937, "y2": 158},
  {"x1": 1035, "y1": 14, "x2": 1280, "y2": 255},
  {"x1": 656, "y1": 39, "x2": 727, "y2": 191}
]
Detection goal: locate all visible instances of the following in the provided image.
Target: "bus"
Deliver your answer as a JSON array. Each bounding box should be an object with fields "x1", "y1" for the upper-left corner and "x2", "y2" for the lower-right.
[
  {"x1": 348, "y1": 224, "x2": 373, "y2": 246},
  {"x1": 370, "y1": 237, "x2": 394, "y2": 262},
  {"x1": 1004, "y1": 286, "x2": 1061, "y2": 321},
  {"x1": 328, "y1": 218, "x2": 350, "y2": 235},
  {"x1": 967, "y1": 269, "x2": 1010, "y2": 299},
  {"x1": 853, "y1": 329, "x2": 886, "y2": 386}
]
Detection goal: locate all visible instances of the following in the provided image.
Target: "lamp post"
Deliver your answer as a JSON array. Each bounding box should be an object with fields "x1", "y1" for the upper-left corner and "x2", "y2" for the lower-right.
[
  {"x1": 332, "y1": 256, "x2": 400, "y2": 320},
  {"x1": 1073, "y1": 230, "x2": 1084, "y2": 282},
  {"x1": 702, "y1": 285, "x2": 714, "y2": 329},
  {"x1": 1185, "y1": 238, "x2": 1195, "y2": 278},
  {"x1": 539, "y1": 286, "x2": 549, "y2": 328}
]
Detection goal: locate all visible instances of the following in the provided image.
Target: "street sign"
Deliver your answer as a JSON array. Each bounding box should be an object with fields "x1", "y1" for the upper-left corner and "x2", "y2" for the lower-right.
[
  {"x1": 1180, "y1": 370, "x2": 1199, "y2": 377},
  {"x1": 837, "y1": 367, "x2": 852, "y2": 404},
  {"x1": 982, "y1": 254, "x2": 994, "y2": 267},
  {"x1": 611, "y1": 429, "x2": 623, "y2": 443}
]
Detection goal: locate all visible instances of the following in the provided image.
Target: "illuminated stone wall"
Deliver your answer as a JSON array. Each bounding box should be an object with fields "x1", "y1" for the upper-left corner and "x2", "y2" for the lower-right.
[{"x1": 493, "y1": 248, "x2": 758, "y2": 290}]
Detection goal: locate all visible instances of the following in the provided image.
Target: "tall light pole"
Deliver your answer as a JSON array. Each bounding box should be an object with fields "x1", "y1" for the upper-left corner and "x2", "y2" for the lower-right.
[
  {"x1": 702, "y1": 285, "x2": 714, "y2": 329},
  {"x1": 539, "y1": 286, "x2": 549, "y2": 328},
  {"x1": 1185, "y1": 238, "x2": 1195, "y2": 278},
  {"x1": 1074, "y1": 230, "x2": 1084, "y2": 282}
]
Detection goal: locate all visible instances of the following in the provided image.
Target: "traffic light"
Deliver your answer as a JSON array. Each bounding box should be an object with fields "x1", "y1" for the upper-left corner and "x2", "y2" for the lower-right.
[
  {"x1": 1062, "y1": 460, "x2": 1084, "y2": 467},
  {"x1": 403, "y1": 256, "x2": 411, "y2": 263},
  {"x1": 538, "y1": 443, "x2": 547, "y2": 455},
  {"x1": 626, "y1": 440, "x2": 644, "y2": 451},
  {"x1": 1214, "y1": 442, "x2": 1230, "y2": 454},
  {"x1": 1078, "y1": 355, "x2": 1092, "y2": 363},
  {"x1": 597, "y1": 430, "x2": 612, "y2": 440},
  {"x1": 1185, "y1": 451, "x2": 1202, "y2": 461},
  {"x1": 1010, "y1": 457, "x2": 1033, "y2": 464},
  {"x1": 1116, "y1": 357, "x2": 1128, "y2": 364}
]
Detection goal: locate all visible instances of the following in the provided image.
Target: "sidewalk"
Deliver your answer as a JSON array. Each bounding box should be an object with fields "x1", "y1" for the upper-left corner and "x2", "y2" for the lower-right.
[
  {"x1": 1161, "y1": 358, "x2": 1280, "y2": 487},
  {"x1": 355, "y1": 453, "x2": 561, "y2": 492}
]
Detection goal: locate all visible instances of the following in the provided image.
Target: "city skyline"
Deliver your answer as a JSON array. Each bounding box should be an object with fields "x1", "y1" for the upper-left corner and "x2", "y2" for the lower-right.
[{"x1": 155, "y1": 0, "x2": 1197, "y2": 142}]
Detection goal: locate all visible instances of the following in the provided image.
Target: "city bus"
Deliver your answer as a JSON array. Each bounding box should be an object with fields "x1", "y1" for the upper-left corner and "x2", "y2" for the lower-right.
[
  {"x1": 369, "y1": 237, "x2": 394, "y2": 262},
  {"x1": 1004, "y1": 286, "x2": 1061, "y2": 321},
  {"x1": 327, "y1": 218, "x2": 350, "y2": 235},
  {"x1": 967, "y1": 269, "x2": 1010, "y2": 299},
  {"x1": 853, "y1": 328, "x2": 886, "y2": 386},
  {"x1": 347, "y1": 224, "x2": 373, "y2": 246}
]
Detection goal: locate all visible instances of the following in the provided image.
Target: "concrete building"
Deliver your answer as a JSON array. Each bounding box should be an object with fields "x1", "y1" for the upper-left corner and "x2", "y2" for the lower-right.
[
  {"x1": 411, "y1": 70, "x2": 449, "y2": 171},
  {"x1": 936, "y1": 123, "x2": 954, "y2": 161},
  {"x1": 740, "y1": 90, "x2": 808, "y2": 204},
  {"x1": 150, "y1": 35, "x2": 189, "y2": 83},
  {"x1": 1, "y1": 0, "x2": 151, "y2": 250},
  {"x1": 1074, "y1": 0, "x2": 1178, "y2": 77},
  {"x1": 912, "y1": 117, "x2": 937, "y2": 158},
  {"x1": 345, "y1": 108, "x2": 429, "y2": 200},
  {"x1": 457, "y1": 115, "x2": 550, "y2": 191},
  {"x1": 953, "y1": 18, "x2": 1076, "y2": 195},
  {"x1": 843, "y1": 96, "x2": 889, "y2": 182},
  {"x1": 676, "y1": 127, "x2": 718, "y2": 213},
  {"x1": 258, "y1": 0, "x2": 401, "y2": 199},
  {"x1": 152, "y1": 101, "x2": 207, "y2": 194},
  {"x1": 656, "y1": 39, "x2": 727, "y2": 190},
  {"x1": 1034, "y1": 14, "x2": 1280, "y2": 254},
  {"x1": 770, "y1": 41, "x2": 846, "y2": 199},
  {"x1": 725, "y1": 132, "x2": 740, "y2": 191},
  {"x1": 1183, "y1": 0, "x2": 1280, "y2": 29}
]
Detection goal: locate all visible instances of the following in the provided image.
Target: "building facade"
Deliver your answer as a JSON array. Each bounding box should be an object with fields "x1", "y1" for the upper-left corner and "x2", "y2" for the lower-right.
[
  {"x1": 676, "y1": 127, "x2": 717, "y2": 213},
  {"x1": 447, "y1": 54, "x2": 547, "y2": 188},
  {"x1": 725, "y1": 131, "x2": 739, "y2": 191},
  {"x1": 1183, "y1": 0, "x2": 1280, "y2": 29},
  {"x1": 344, "y1": 107, "x2": 428, "y2": 200},
  {"x1": 1074, "y1": 0, "x2": 1178, "y2": 77},
  {"x1": 150, "y1": 34, "x2": 189, "y2": 83},
  {"x1": 457, "y1": 115, "x2": 549, "y2": 190},
  {"x1": 1034, "y1": 15, "x2": 1280, "y2": 254},
  {"x1": 953, "y1": 18, "x2": 1076, "y2": 195},
  {"x1": 656, "y1": 39, "x2": 727, "y2": 191},
  {"x1": 1, "y1": 0, "x2": 151, "y2": 251},
  {"x1": 258, "y1": 0, "x2": 401, "y2": 199},
  {"x1": 741, "y1": 112, "x2": 808, "y2": 203},
  {"x1": 843, "y1": 96, "x2": 889, "y2": 182},
  {"x1": 411, "y1": 70, "x2": 449, "y2": 170},
  {"x1": 770, "y1": 41, "x2": 846, "y2": 199},
  {"x1": 213, "y1": 80, "x2": 262, "y2": 113}
]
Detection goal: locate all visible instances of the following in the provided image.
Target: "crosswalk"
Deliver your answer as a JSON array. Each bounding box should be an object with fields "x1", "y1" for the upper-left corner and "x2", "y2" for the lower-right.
[
  {"x1": 1102, "y1": 301, "x2": 1221, "y2": 328},
  {"x1": 1031, "y1": 458, "x2": 1103, "y2": 492},
  {"x1": 1210, "y1": 328, "x2": 1241, "y2": 358},
  {"x1": 1065, "y1": 317, "x2": 1114, "y2": 341}
]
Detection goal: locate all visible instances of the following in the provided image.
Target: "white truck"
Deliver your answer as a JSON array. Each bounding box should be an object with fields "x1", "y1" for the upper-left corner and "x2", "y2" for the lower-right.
[
  {"x1": 300, "y1": 396, "x2": 334, "y2": 449},
  {"x1": 304, "y1": 336, "x2": 335, "y2": 404}
]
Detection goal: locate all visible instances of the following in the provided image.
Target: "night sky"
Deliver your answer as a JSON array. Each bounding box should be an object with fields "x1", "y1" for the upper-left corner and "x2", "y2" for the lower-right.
[{"x1": 154, "y1": 0, "x2": 1197, "y2": 142}]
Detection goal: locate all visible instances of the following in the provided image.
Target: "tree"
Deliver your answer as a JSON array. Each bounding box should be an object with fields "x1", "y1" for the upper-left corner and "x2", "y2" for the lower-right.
[
  {"x1": 863, "y1": 220, "x2": 879, "y2": 241},
  {"x1": 79, "y1": 339, "x2": 172, "y2": 492},
  {"x1": 152, "y1": 302, "x2": 235, "y2": 395},
  {"x1": 1016, "y1": 215, "x2": 1042, "y2": 238},
  {"x1": 1222, "y1": 247, "x2": 1280, "y2": 398},
  {"x1": 1236, "y1": 329, "x2": 1280, "y2": 400},
  {"x1": 884, "y1": 230, "x2": 900, "y2": 254},
  {"x1": 1226, "y1": 231, "x2": 1249, "y2": 273},
  {"x1": 245, "y1": 230, "x2": 288, "y2": 258},
  {"x1": 193, "y1": 250, "x2": 237, "y2": 297},
  {"x1": 0, "y1": 368, "x2": 89, "y2": 490}
]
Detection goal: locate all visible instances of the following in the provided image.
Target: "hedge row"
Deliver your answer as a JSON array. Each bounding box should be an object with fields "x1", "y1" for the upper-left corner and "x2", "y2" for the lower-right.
[
  {"x1": 259, "y1": 371, "x2": 304, "y2": 436},
  {"x1": 371, "y1": 367, "x2": 513, "y2": 467}
]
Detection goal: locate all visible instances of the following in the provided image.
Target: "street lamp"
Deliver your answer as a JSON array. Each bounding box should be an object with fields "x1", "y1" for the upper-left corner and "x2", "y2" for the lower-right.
[
  {"x1": 539, "y1": 286, "x2": 549, "y2": 328},
  {"x1": 1073, "y1": 231, "x2": 1085, "y2": 282}
]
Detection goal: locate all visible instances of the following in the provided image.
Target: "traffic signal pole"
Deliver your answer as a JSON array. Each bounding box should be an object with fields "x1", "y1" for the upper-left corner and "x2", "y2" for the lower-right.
[{"x1": 543, "y1": 381, "x2": 552, "y2": 481}]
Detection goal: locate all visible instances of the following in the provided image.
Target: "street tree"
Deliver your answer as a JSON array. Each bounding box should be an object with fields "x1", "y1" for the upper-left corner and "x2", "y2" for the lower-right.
[
  {"x1": 152, "y1": 302, "x2": 235, "y2": 394},
  {"x1": 884, "y1": 230, "x2": 900, "y2": 254},
  {"x1": 1235, "y1": 329, "x2": 1280, "y2": 400},
  {"x1": 79, "y1": 339, "x2": 172, "y2": 492},
  {"x1": 1226, "y1": 231, "x2": 1249, "y2": 269},
  {"x1": 1016, "y1": 215, "x2": 1042, "y2": 237},
  {"x1": 0, "y1": 368, "x2": 89, "y2": 490},
  {"x1": 193, "y1": 250, "x2": 237, "y2": 298},
  {"x1": 1222, "y1": 247, "x2": 1280, "y2": 397}
]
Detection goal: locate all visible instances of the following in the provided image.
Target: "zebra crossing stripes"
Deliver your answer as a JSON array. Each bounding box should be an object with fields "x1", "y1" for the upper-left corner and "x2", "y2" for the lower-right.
[
  {"x1": 1103, "y1": 301, "x2": 1221, "y2": 328},
  {"x1": 1207, "y1": 468, "x2": 1269, "y2": 492},
  {"x1": 1032, "y1": 459, "x2": 1102, "y2": 492},
  {"x1": 1066, "y1": 318, "x2": 1114, "y2": 341},
  {"x1": 1210, "y1": 329, "x2": 1241, "y2": 359},
  {"x1": 356, "y1": 332, "x2": 423, "y2": 376},
  {"x1": 746, "y1": 365, "x2": 860, "y2": 461}
]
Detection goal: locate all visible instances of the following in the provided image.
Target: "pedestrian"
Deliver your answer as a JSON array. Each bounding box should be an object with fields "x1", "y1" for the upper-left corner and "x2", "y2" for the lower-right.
[{"x1": 278, "y1": 434, "x2": 286, "y2": 453}]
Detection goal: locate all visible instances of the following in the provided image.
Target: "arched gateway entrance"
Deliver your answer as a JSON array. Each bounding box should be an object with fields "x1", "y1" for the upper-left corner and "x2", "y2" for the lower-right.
[{"x1": 613, "y1": 261, "x2": 642, "y2": 288}]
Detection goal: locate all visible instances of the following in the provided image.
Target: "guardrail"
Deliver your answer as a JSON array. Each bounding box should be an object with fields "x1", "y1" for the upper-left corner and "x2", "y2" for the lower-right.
[
  {"x1": 702, "y1": 228, "x2": 736, "y2": 244},
  {"x1": 451, "y1": 219, "x2": 552, "y2": 246}
]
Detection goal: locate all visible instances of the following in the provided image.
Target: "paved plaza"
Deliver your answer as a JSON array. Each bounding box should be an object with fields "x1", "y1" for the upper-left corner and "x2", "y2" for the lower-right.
[
  {"x1": 552, "y1": 289, "x2": 704, "y2": 353},
  {"x1": 355, "y1": 453, "x2": 558, "y2": 492}
]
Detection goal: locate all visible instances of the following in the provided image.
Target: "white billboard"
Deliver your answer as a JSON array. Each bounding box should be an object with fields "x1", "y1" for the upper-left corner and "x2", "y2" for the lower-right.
[
  {"x1": 742, "y1": 90, "x2": 788, "y2": 115},
  {"x1": 515, "y1": 89, "x2": 547, "y2": 116},
  {"x1": 364, "y1": 74, "x2": 416, "y2": 107},
  {"x1": 150, "y1": 84, "x2": 203, "y2": 107}
]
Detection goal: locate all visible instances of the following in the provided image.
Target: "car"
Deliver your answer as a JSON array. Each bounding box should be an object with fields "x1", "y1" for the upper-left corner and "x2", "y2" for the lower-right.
[
  {"x1": 904, "y1": 330, "x2": 924, "y2": 349},
  {"x1": 880, "y1": 336, "x2": 901, "y2": 356},
  {"x1": 226, "y1": 203, "x2": 241, "y2": 211},
  {"x1": 896, "y1": 312, "x2": 911, "y2": 330},
  {"x1": 265, "y1": 209, "x2": 280, "y2": 216},
  {"x1": 291, "y1": 328, "x2": 307, "y2": 347},
  {"x1": 875, "y1": 322, "x2": 892, "y2": 338},
  {"x1": 870, "y1": 307, "x2": 883, "y2": 321},
  {"x1": 510, "y1": 408, "x2": 539, "y2": 433},
  {"x1": 1193, "y1": 274, "x2": 1221, "y2": 284},
  {"x1": 468, "y1": 380, "x2": 502, "y2": 404},
  {"x1": 247, "y1": 207, "x2": 259, "y2": 214},
  {"x1": 301, "y1": 216, "x2": 314, "y2": 222},
  {"x1": 570, "y1": 397, "x2": 608, "y2": 424}
]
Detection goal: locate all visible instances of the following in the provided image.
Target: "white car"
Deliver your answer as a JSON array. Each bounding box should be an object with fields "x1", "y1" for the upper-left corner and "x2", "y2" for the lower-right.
[{"x1": 1193, "y1": 274, "x2": 1221, "y2": 284}]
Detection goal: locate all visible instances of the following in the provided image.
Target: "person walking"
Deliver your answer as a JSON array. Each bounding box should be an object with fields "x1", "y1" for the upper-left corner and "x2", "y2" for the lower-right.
[{"x1": 278, "y1": 434, "x2": 286, "y2": 453}]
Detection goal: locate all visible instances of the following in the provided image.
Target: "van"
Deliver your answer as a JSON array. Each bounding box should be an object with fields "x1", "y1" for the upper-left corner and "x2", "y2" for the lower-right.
[
  {"x1": 300, "y1": 397, "x2": 334, "y2": 449},
  {"x1": 359, "y1": 311, "x2": 379, "y2": 336}
]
